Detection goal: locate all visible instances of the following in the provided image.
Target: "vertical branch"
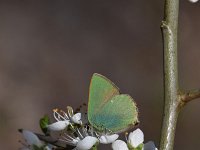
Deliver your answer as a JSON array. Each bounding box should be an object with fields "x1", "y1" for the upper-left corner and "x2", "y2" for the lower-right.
[{"x1": 159, "y1": 0, "x2": 180, "y2": 150}]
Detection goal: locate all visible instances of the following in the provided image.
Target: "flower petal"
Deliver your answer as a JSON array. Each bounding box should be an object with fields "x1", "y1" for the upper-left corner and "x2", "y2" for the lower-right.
[
  {"x1": 112, "y1": 140, "x2": 129, "y2": 150},
  {"x1": 99, "y1": 134, "x2": 119, "y2": 144},
  {"x1": 72, "y1": 137, "x2": 80, "y2": 145},
  {"x1": 143, "y1": 141, "x2": 158, "y2": 150},
  {"x1": 128, "y1": 128, "x2": 144, "y2": 148},
  {"x1": 71, "y1": 113, "x2": 82, "y2": 124},
  {"x1": 76, "y1": 136, "x2": 98, "y2": 150},
  {"x1": 22, "y1": 130, "x2": 43, "y2": 147},
  {"x1": 47, "y1": 120, "x2": 69, "y2": 131}
]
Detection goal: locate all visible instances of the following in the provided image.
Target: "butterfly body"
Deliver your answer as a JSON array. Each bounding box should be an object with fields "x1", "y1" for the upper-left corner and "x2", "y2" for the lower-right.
[{"x1": 88, "y1": 73, "x2": 138, "y2": 133}]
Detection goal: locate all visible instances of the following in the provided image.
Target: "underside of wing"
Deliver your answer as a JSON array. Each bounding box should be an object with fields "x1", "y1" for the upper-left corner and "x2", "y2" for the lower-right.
[
  {"x1": 88, "y1": 73, "x2": 120, "y2": 125},
  {"x1": 89, "y1": 94, "x2": 138, "y2": 133}
]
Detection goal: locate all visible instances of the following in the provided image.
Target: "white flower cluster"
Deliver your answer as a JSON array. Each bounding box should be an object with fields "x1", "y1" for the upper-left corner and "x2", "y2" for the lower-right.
[
  {"x1": 46, "y1": 107, "x2": 119, "y2": 149},
  {"x1": 19, "y1": 107, "x2": 158, "y2": 150},
  {"x1": 112, "y1": 129, "x2": 157, "y2": 150}
]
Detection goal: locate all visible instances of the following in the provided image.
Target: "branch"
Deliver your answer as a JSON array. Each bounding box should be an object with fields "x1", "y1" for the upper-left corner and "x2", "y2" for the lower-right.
[
  {"x1": 159, "y1": 0, "x2": 180, "y2": 150},
  {"x1": 159, "y1": 0, "x2": 200, "y2": 149},
  {"x1": 180, "y1": 89, "x2": 200, "y2": 104}
]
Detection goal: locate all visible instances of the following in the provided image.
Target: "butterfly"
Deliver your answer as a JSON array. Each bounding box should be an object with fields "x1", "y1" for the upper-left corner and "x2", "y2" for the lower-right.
[{"x1": 88, "y1": 73, "x2": 139, "y2": 133}]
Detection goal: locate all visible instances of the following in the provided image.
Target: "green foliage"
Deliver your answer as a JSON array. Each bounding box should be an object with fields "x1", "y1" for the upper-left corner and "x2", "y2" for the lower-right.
[
  {"x1": 128, "y1": 143, "x2": 144, "y2": 150},
  {"x1": 90, "y1": 144, "x2": 98, "y2": 150},
  {"x1": 39, "y1": 115, "x2": 50, "y2": 135},
  {"x1": 32, "y1": 144, "x2": 46, "y2": 150}
]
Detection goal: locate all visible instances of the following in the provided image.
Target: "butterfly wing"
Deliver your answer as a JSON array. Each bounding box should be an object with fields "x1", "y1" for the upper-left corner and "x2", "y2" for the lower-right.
[
  {"x1": 88, "y1": 73, "x2": 119, "y2": 128},
  {"x1": 89, "y1": 94, "x2": 138, "y2": 132}
]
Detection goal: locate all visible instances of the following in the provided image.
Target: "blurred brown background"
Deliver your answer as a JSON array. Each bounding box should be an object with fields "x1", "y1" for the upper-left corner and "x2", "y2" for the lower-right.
[{"x1": 0, "y1": 1, "x2": 200, "y2": 149}]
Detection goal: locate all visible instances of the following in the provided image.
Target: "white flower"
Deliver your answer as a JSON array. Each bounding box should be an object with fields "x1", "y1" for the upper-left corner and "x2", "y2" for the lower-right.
[
  {"x1": 111, "y1": 128, "x2": 157, "y2": 150},
  {"x1": 48, "y1": 107, "x2": 82, "y2": 131},
  {"x1": 189, "y1": 0, "x2": 199, "y2": 3},
  {"x1": 47, "y1": 120, "x2": 70, "y2": 131},
  {"x1": 128, "y1": 128, "x2": 144, "y2": 148},
  {"x1": 20, "y1": 129, "x2": 53, "y2": 150},
  {"x1": 75, "y1": 136, "x2": 98, "y2": 150},
  {"x1": 22, "y1": 130, "x2": 43, "y2": 148},
  {"x1": 45, "y1": 106, "x2": 119, "y2": 149},
  {"x1": 58, "y1": 124, "x2": 99, "y2": 149},
  {"x1": 99, "y1": 134, "x2": 119, "y2": 144},
  {"x1": 112, "y1": 140, "x2": 129, "y2": 150},
  {"x1": 71, "y1": 113, "x2": 82, "y2": 124},
  {"x1": 49, "y1": 108, "x2": 97, "y2": 149}
]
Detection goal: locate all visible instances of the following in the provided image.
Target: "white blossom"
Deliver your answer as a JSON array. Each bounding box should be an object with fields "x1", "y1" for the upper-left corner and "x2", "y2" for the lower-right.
[
  {"x1": 112, "y1": 140, "x2": 129, "y2": 150},
  {"x1": 47, "y1": 107, "x2": 82, "y2": 132},
  {"x1": 128, "y1": 128, "x2": 144, "y2": 148},
  {"x1": 99, "y1": 134, "x2": 119, "y2": 144},
  {"x1": 22, "y1": 130, "x2": 43, "y2": 148},
  {"x1": 47, "y1": 120, "x2": 69, "y2": 131},
  {"x1": 111, "y1": 128, "x2": 157, "y2": 150},
  {"x1": 71, "y1": 113, "x2": 82, "y2": 124},
  {"x1": 20, "y1": 106, "x2": 123, "y2": 150},
  {"x1": 75, "y1": 136, "x2": 98, "y2": 150},
  {"x1": 20, "y1": 130, "x2": 53, "y2": 150}
]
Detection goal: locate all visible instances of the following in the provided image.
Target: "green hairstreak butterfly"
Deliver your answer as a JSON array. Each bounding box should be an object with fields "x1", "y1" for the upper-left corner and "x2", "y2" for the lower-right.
[{"x1": 88, "y1": 73, "x2": 139, "y2": 133}]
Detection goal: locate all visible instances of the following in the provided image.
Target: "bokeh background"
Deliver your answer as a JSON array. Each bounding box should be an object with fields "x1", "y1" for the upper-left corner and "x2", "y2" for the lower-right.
[{"x1": 0, "y1": 1, "x2": 200, "y2": 149}]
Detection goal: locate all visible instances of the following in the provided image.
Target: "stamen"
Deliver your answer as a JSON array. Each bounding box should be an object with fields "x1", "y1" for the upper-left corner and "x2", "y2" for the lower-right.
[
  {"x1": 95, "y1": 131, "x2": 100, "y2": 136},
  {"x1": 89, "y1": 126, "x2": 95, "y2": 136},
  {"x1": 53, "y1": 110, "x2": 66, "y2": 121},
  {"x1": 61, "y1": 135, "x2": 73, "y2": 142},
  {"x1": 76, "y1": 128, "x2": 84, "y2": 139},
  {"x1": 60, "y1": 133, "x2": 79, "y2": 145},
  {"x1": 67, "y1": 106, "x2": 74, "y2": 118},
  {"x1": 125, "y1": 132, "x2": 128, "y2": 141},
  {"x1": 58, "y1": 138, "x2": 74, "y2": 145},
  {"x1": 63, "y1": 134, "x2": 75, "y2": 141},
  {"x1": 53, "y1": 111, "x2": 60, "y2": 122},
  {"x1": 82, "y1": 126, "x2": 89, "y2": 137},
  {"x1": 68, "y1": 123, "x2": 76, "y2": 132},
  {"x1": 53, "y1": 108, "x2": 59, "y2": 112},
  {"x1": 60, "y1": 110, "x2": 69, "y2": 120}
]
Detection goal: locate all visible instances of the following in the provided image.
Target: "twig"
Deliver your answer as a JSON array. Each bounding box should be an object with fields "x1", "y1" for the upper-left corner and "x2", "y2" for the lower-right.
[{"x1": 180, "y1": 89, "x2": 200, "y2": 104}]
